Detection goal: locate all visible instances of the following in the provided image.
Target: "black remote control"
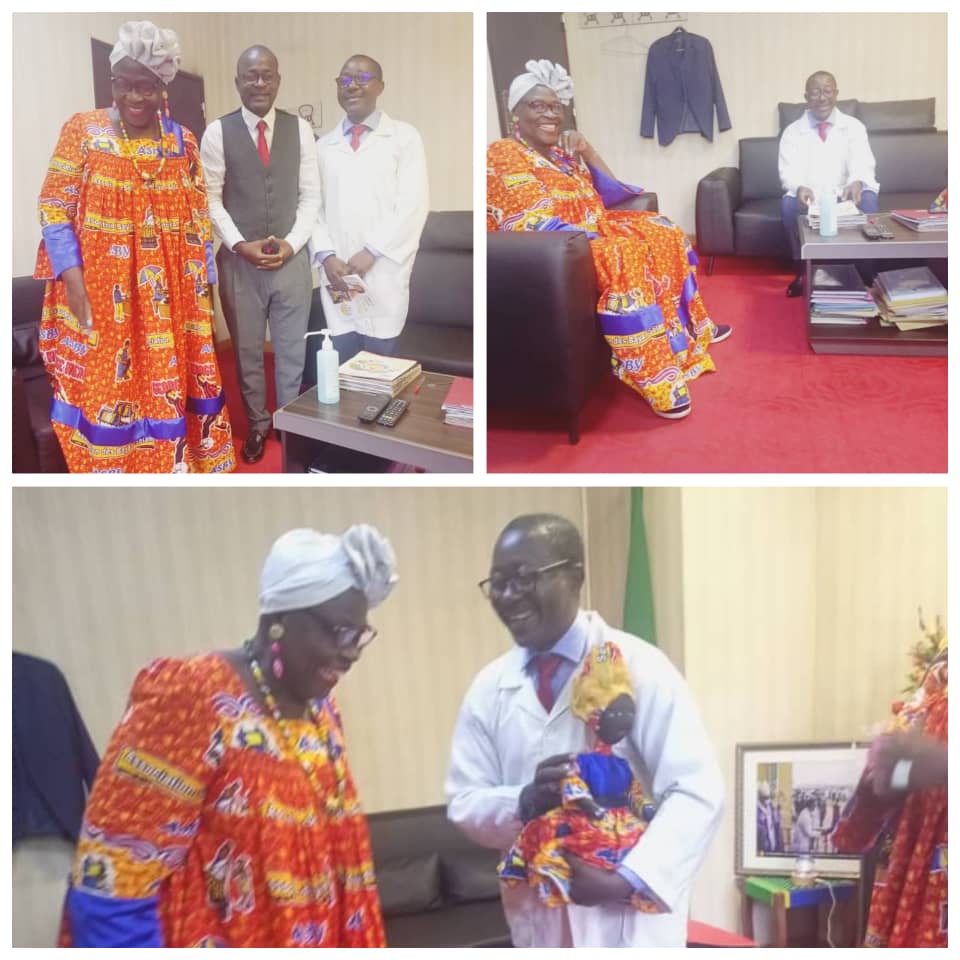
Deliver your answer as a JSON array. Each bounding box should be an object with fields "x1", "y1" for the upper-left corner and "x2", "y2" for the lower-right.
[
  {"x1": 358, "y1": 395, "x2": 391, "y2": 423},
  {"x1": 377, "y1": 398, "x2": 408, "y2": 427}
]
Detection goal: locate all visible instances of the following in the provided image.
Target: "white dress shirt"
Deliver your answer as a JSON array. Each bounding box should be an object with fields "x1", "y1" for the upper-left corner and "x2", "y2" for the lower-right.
[
  {"x1": 778, "y1": 107, "x2": 879, "y2": 198},
  {"x1": 199, "y1": 105, "x2": 321, "y2": 253}
]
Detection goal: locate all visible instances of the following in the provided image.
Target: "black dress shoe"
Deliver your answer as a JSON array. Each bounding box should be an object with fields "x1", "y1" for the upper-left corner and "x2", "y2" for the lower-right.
[
  {"x1": 241, "y1": 430, "x2": 267, "y2": 464},
  {"x1": 786, "y1": 274, "x2": 805, "y2": 298}
]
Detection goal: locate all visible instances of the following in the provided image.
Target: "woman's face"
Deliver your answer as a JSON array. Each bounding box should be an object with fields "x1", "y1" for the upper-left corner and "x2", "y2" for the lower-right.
[
  {"x1": 596, "y1": 692, "x2": 636, "y2": 745},
  {"x1": 111, "y1": 57, "x2": 164, "y2": 135},
  {"x1": 514, "y1": 85, "x2": 564, "y2": 150},
  {"x1": 275, "y1": 588, "x2": 373, "y2": 703}
]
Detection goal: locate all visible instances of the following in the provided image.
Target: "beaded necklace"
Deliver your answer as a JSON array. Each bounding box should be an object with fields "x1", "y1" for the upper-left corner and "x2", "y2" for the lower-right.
[
  {"x1": 117, "y1": 109, "x2": 167, "y2": 183},
  {"x1": 243, "y1": 639, "x2": 347, "y2": 814}
]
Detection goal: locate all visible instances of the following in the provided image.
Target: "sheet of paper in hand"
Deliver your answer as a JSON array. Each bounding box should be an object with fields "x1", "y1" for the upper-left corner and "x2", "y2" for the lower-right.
[{"x1": 326, "y1": 274, "x2": 376, "y2": 318}]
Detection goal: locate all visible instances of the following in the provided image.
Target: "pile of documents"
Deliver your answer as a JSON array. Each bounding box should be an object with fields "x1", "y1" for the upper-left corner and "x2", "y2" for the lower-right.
[
  {"x1": 809, "y1": 264, "x2": 878, "y2": 325},
  {"x1": 441, "y1": 377, "x2": 473, "y2": 427},
  {"x1": 338, "y1": 351, "x2": 422, "y2": 397},
  {"x1": 873, "y1": 266, "x2": 947, "y2": 331},
  {"x1": 806, "y1": 199, "x2": 867, "y2": 230},
  {"x1": 889, "y1": 208, "x2": 947, "y2": 232}
]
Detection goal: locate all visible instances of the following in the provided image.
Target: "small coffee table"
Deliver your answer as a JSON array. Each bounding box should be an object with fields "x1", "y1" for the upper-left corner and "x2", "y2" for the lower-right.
[
  {"x1": 274, "y1": 371, "x2": 473, "y2": 473},
  {"x1": 799, "y1": 214, "x2": 947, "y2": 356}
]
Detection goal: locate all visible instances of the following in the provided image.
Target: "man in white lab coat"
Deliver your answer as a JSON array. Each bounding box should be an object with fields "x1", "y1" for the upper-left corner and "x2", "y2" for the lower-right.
[
  {"x1": 446, "y1": 514, "x2": 724, "y2": 947},
  {"x1": 310, "y1": 55, "x2": 429, "y2": 363}
]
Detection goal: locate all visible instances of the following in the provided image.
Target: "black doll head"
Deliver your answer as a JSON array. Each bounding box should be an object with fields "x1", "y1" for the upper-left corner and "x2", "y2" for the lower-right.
[{"x1": 596, "y1": 692, "x2": 636, "y2": 745}]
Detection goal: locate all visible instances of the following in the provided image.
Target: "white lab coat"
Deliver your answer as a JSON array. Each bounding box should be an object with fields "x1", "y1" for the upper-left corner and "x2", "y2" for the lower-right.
[
  {"x1": 310, "y1": 113, "x2": 429, "y2": 338},
  {"x1": 445, "y1": 611, "x2": 724, "y2": 947}
]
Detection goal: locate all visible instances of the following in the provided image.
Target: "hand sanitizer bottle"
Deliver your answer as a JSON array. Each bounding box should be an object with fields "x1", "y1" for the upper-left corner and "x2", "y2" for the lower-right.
[
  {"x1": 304, "y1": 330, "x2": 340, "y2": 404},
  {"x1": 819, "y1": 185, "x2": 838, "y2": 237}
]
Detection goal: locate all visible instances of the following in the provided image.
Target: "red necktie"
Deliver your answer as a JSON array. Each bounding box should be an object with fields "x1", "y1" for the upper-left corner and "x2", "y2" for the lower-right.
[
  {"x1": 817, "y1": 121, "x2": 829, "y2": 142},
  {"x1": 535, "y1": 654, "x2": 564, "y2": 713},
  {"x1": 256, "y1": 120, "x2": 270, "y2": 167},
  {"x1": 349, "y1": 123, "x2": 369, "y2": 152}
]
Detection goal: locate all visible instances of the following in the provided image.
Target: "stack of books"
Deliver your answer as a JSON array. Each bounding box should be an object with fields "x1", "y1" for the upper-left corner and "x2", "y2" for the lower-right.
[
  {"x1": 441, "y1": 377, "x2": 473, "y2": 427},
  {"x1": 872, "y1": 266, "x2": 948, "y2": 331},
  {"x1": 809, "y1": 264, "x2": 878, "y2": 325},
  {"x1": 889, "y1": 208, "x2": 948, "y2": 232},
  {"x1": 338, "y1": 351, "x2": 422, "y2": 397},
  {"x1": 806, "y1": 199, "x2": 867, "y2": 230}
]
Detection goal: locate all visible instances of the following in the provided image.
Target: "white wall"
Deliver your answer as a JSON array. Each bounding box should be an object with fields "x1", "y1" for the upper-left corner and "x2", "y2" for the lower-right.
[
  {"x1": 14, "y1": 12, "x2": 473, "y2": 281},
  {"x1": 488, "y1": 13, "x2": 947, "y2": 235}
]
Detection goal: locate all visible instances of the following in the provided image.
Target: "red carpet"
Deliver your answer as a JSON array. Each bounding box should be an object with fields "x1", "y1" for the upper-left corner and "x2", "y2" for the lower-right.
[
  {"x1": 488, "y1": 258, "x2": 947, "y2": 473},
  {"x1": 217, "y1": 348, "x2": 283, "y2": 474}
]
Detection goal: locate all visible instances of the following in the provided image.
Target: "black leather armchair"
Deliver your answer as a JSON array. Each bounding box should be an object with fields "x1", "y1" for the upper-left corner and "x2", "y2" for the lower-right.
[
  {"x1": 696, "y1": 98, "x2": 946, "y2": 274},
  {"x1": 13, "y1": 276, "x2": 67, "y2": 473},
  {"x1": 487, "y1": 192, "x2": 658, "y2": 444},
  {"x1": 304, "y1": 211, "x2": 472, "y2": 383}
]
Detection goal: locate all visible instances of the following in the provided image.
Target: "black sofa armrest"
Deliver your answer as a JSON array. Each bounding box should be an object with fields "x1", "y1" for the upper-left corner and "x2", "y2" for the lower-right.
[
  {"x1": 695, "y1": 167, "x2": 741, "y2": 259},
  {"x1": 610, "y1": 191, "x2": 659, "y2": 214},
  {"x1": 487, "y1": 230, "x2": 606, "y2": 443}
]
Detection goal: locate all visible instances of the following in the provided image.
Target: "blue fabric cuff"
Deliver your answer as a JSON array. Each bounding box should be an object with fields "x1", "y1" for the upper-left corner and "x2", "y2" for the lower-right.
[
  {"x1": 68, "y1": 887, "x2": 162, "y2": 947},
  {"x1": 42, "y1": 223, "x2": 82, "y2": 278},
  {"x1": 204, "y1": 240, "x2": 217, "y2": 286},
  {"x1": 587, "y1": 162, "x2": 643, "y2": 208}
]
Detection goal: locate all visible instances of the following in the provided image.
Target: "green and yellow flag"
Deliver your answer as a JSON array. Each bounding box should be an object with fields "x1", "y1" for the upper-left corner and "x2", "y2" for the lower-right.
[{"x1": 623, "y1": 488, "x2": 657, "y2": 645}]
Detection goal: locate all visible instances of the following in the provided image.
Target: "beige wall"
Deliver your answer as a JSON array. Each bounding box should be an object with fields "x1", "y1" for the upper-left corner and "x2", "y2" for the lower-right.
[
  {"x1": 14, "y1": 11, "x2": 473, "y2": 280},
  {"x1": 12, "y1": 486, "x2": 946, "y2": 942},
  {"x1": 667, "y1": 486, "x2": 947, "y2": 931},
  {"x1": 488, "y1": 13, "x2": 947, "y2": 235}
]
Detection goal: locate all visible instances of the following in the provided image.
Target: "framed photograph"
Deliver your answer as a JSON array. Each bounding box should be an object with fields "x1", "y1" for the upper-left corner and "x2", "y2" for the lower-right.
[{"x1": 735, "y1": 741, "x2": 869, "y2": 877}]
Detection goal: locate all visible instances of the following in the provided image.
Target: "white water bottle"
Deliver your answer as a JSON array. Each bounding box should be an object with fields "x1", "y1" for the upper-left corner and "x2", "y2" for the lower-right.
[
  {"x1": 304, "y1": 330, "x2": 340, "y2": 404},
  {"x1": 819, "y1": 186, "x2": 838, "y2": 237}
]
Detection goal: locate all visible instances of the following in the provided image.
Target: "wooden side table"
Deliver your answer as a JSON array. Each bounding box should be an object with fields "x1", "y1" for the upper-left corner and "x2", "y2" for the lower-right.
[{"x1": 737, "y1": 875, "x2": 858, "y2": 947}]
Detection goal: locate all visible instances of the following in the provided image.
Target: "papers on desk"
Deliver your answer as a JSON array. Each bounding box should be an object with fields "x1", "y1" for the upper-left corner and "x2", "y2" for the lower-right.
[
  {"x1": 809, "y1": 264, "x2": 878, "y2": 325},
  {"x1": 326, "y1": 274, "x2": 376, "y2": 319},
  {"x1": 806, "y1": 200, "x2": 867, "y2": 230},
  {"x1": 338, "y1": 351, "x2": 422, "y2": 397},
  {"x1": 872, "y1": 266, "x2": 947, "y2": 331},
  {"x1": 441, "y1": 377, "x2": 473, "y2": 427}
]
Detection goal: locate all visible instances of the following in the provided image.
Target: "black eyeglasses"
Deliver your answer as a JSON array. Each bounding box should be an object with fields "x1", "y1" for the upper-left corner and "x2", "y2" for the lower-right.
[
  {"x1": 313, "y1": 612, "x2": 377, "y2": 650},
  {"x1": 522, "y1": 99, "x2": 563, "y2": 116},
  {"x1": 478, "y1": 559, "x2": 577, "y2": 600},
  {"x1": 336, "y1": 72, "x2": 376, "y2": 88},
  {"x1": 111, "y1": 77, "x2": 163, "y2": 98}
]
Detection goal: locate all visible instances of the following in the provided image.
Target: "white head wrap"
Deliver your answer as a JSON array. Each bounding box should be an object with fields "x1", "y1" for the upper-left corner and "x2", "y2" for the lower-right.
[
  {"x1": 110, "y1": 21, "x2": 182, "y2": 85},
  {"x1": 259, "y1": 525, "x2": 398, "y2": 615},
  {"x1": 507, "y1": 59, "x2": 575, "y2": 112}
]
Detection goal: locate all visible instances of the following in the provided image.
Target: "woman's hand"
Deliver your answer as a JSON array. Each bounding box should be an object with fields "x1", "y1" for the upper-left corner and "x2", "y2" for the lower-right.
[
  {"x1": 61, "y1": 266, "x2": 93, "y2": 331},
  {"x1": 560, "y1": 130, "x2": 595, "y2": 162}
]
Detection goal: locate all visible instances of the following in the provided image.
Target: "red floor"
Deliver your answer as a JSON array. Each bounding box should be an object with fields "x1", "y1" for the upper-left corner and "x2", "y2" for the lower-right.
[{"x1": 488, "y1": 258, "x2": 948, "y2": 474}]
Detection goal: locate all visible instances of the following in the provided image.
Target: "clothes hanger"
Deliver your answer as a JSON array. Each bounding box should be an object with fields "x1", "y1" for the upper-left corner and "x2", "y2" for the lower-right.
[{"x1": 601, "y1": 28, "x2": 648, "y2": 57}]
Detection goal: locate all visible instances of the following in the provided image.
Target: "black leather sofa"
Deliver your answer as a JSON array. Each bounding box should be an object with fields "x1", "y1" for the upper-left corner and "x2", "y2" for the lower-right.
[
  {"x1": 487, "y1": 193, "x2": 658, "y2": 444},
  {"x1": 13, "y1": 276, "x2": 67, "y2": 473},
  {"x1": 366, "y1": 804, "x2": 510, "y2": 947},
  {"x1": 304, "y1": 210, "x2": 472, "y2": 384},
  {"x1": 695, "y1": 98, "x2": 946, "y2": 272}
]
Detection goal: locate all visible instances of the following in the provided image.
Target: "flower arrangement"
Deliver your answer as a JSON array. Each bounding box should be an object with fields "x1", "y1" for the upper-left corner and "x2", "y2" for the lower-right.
[{"x1": 902, "y1": 608, "x2": 946, "y2": 695}]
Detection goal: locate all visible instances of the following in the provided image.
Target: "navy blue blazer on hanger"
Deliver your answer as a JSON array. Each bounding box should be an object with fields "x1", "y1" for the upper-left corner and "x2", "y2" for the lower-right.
[
  {"x1": 13, "y1": 653, "x2": 100, "y2": 844},
  {"x1": 641, "y1": 30, "x2": 731, "y2": 146}
]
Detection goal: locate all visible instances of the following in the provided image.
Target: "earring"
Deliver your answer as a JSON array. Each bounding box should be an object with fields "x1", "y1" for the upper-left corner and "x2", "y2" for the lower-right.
[
  {"x1": 161, "y1": 88, "x2": 171, "y2": 121},
  {"x1": 267, "y1": 621, "x2": 285, "y2": 679}
]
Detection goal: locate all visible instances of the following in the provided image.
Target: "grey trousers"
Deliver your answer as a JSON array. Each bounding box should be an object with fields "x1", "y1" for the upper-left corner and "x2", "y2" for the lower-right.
[{"x1": 217, "y1": 246, "x2": 311, "y2": 433}]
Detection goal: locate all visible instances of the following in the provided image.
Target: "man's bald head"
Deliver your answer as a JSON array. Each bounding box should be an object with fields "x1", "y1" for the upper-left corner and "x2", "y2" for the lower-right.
[
  {"x1": 237, "y1": 45, "x2": 279, "y2": 77},
  {"x1": 495, "y1": 513, "x2": 585, "y2": 568},
  {"x1": 235, "y1": 45, "x2": 281, "y2": 117}
]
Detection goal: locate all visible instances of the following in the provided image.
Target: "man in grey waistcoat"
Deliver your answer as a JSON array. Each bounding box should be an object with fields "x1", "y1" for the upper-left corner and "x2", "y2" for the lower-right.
[{"x1": 201, "y1": 45, "x2": 320, "y2": 464}]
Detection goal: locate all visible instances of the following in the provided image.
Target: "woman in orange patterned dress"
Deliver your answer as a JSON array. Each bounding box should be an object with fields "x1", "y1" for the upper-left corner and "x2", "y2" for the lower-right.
[
  {"x1": 60, "y1": 526, "x2": 396, "y2": 947},
  {"x1": 487, "y1": 60, "x2": 730, "y2": 420},
  {"x1": 833, "y1": 644, "x2": 947, "y2": 947},
  {"x1": 34, "y1": 21, "x2": 234, "y2": 472}
]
